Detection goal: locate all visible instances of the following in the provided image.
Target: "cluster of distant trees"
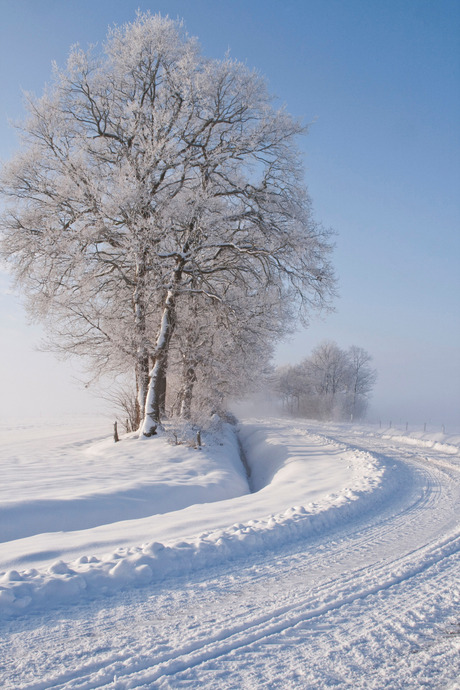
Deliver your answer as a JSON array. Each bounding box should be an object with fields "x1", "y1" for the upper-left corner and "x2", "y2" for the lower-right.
[
  {"x1": 273, "y1": 341, "x2": 377, "y2": 421},
  {"x1": 0, "y1": 13, "x2": 335, "y2": 434}
]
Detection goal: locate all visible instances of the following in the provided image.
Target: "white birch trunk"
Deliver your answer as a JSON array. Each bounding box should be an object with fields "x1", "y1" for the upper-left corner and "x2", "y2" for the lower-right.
[{"x1": 141, "y1": 289, "x2": 176, "y2": 436}]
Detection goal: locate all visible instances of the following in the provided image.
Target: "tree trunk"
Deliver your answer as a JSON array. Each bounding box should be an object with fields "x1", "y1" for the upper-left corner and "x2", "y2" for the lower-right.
[
  {"x1": 179, "y1": 360, "x2": 197, "y2": 419},
  {"x1": 158, "y1": 356, "x2": 168, "y2": 416},
  {"x1": 133, "y1": 255, "x2": 150, "y2": 428},
  {"x1": 141, "y1": 289, "x2": 176, "y2": 436},
  {"x1": 135, "y1": 350, "x2": 150, "y2": 428}
]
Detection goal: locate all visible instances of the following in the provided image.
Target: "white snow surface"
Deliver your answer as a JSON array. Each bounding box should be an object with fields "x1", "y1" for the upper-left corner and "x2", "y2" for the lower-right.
[{"x1": 0, "y1": 416, "x2": 459, "y2": 688}]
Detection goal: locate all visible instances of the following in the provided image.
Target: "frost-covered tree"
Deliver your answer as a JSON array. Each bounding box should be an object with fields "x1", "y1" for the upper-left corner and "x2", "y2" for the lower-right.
[
  {"x1": 0, "y1": 13, "x2": 335, "y2": 433},
  {"x1": 169, "y1": 283, "x2": 288, "y2": 419},
  {"x1": 344, "y1": 345, "x2": 378, "y2": 420},
  {"x1": 274, "y1": 342, "x2": 377, "y2": 421},
  {"x1": 308, "y1": 341, "x2": 350, "y2": 418},
  {"x1": 275, "y1": 363, "x2": 312, "y2": 414}
]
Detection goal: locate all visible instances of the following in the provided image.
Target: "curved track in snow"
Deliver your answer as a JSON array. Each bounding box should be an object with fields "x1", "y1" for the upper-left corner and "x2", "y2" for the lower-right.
[{"x1": 1, "y1": 421, "x2": 459, "y2": 689}]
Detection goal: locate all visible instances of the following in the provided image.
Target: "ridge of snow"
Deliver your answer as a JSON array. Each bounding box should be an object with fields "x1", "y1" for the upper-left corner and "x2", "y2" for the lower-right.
[{"x1": 0, "y1": 419, "x2": 392, "y2": 618}]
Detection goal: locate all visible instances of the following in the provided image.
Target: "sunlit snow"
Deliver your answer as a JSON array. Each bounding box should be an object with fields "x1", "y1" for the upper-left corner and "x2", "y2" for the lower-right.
[{"x1": 0, "y1": 417, "x2": 459, "y2": 688}]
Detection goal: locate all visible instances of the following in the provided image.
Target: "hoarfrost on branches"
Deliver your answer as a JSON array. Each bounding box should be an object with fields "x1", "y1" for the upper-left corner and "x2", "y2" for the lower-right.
[
  {"x1": 274, "y1": 341, "x2": 377, "y2": 421},
  {"x1": 0, "y1": 12, "x2": 335, "y2": 432}
]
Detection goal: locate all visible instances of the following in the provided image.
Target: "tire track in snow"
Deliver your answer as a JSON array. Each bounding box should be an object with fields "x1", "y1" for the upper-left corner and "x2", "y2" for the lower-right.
[
  {"x1": 2, "y1": 423, "x2": 459, "y2": 690},
  {"x1": 12, "y1": 456, "x2": 459, "y2": 689},
  {"x1": 18, "y1": 530, "x2": 458, "y2": 689}
]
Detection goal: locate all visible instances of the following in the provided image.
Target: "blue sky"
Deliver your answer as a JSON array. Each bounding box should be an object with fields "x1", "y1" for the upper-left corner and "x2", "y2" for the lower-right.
[{"x1": 0, "y1": 0, "x2": 459, "y2": 426}]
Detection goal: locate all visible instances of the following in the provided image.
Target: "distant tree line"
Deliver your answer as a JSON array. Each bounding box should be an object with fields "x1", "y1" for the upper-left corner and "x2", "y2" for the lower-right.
[{"x1": 274, "y1": 341, "x2": 377, "y2": 421}]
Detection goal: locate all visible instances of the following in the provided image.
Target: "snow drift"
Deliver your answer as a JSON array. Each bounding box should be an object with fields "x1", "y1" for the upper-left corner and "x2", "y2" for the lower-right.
[{"x1": 0, "y1": 417, "x2": 411, "y2": 618}]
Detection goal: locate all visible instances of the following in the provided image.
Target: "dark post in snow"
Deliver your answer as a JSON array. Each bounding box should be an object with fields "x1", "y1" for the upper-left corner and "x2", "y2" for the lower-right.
[{"x1": 113, "y1": 421, "x2": 119, "y2": 443}]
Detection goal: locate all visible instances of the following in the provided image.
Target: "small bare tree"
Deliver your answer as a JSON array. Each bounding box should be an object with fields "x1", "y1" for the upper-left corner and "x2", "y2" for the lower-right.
[
  {"x1": 345, "y1": 345, "x2": 378, "y2": 420},
  {"x1": 308, "y1": 341, "x2": 350, "y2": 418},
  {"x1": 274, "y1": 342, "x2": 377, "y2": 421}
]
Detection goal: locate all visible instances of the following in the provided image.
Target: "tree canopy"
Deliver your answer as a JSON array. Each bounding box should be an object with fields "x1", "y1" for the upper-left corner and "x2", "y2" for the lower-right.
[{"x1": 0, "y1": 12, "x2": 336, "y2": 433}]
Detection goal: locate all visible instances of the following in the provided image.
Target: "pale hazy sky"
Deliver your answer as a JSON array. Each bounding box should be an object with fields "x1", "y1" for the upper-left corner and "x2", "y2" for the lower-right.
[{"x1": 0, "y1": 0, "x2": 459, "y2": 427}]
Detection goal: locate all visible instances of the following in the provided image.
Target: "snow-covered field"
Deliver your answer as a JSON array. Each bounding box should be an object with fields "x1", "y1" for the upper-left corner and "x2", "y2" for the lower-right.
[{"x1": 1, "y1": 415, "x2": 459, "y2": 688}]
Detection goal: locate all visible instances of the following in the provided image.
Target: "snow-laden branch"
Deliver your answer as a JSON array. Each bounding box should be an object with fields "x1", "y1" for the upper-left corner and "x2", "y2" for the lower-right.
[{"x1": 0, "y1": 12, "x2": 336, "y2": 429}]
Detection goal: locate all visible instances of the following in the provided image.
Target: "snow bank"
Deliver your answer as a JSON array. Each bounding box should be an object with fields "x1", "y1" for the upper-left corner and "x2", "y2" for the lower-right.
[
  {"x1": 0, "y1": 418, "x2": 391, "y2": 618},
  {"x1": 0, "y1": 419, "x2": 249, "y2": 543},
  {"x1": 304, "y1": 420, "x2": 460, "y2": 462},
  {"x1": 377, "y1": 428, "x2": 460, "y2": 456}
]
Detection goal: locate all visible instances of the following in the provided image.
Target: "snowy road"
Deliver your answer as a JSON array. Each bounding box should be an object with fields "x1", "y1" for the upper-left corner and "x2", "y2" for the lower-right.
[{"x1": 1, "y1": 420, "x2": 459, "y2": 689}]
